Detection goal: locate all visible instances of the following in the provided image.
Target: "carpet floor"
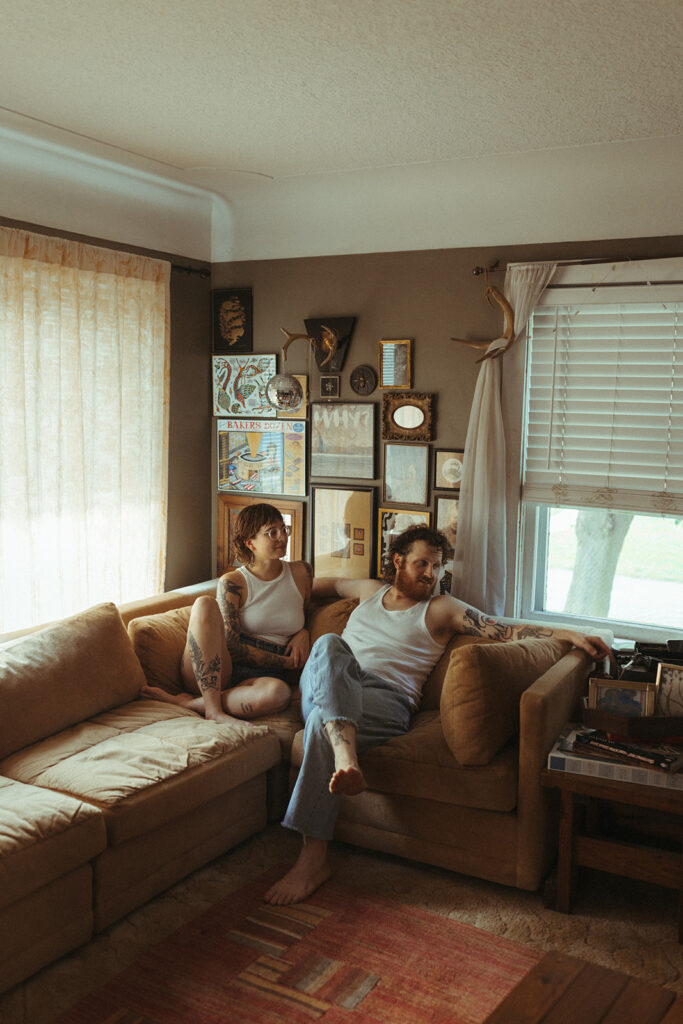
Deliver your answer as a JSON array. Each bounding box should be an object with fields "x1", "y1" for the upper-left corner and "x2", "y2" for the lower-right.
[{"x1": 2, "y1": 823, "x2": 683, "y2": 1023}]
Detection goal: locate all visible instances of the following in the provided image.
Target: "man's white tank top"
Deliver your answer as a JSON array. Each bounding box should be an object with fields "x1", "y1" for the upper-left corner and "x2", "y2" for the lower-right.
[
  {"x1": 236, "y1": 563, "x2": 305, "y2": 646},
  {"x1": 341, "y1": 585, "x2": 446, "y2": 709}
]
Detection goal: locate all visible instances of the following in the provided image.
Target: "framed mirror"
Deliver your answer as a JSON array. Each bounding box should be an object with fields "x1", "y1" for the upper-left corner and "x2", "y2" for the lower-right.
[
  {"x1": 379, "y1": 339, "x2": 412, "y2": 389},
  {"x1": 382, "y1": 392, "x2": 433, "y2": 441}
]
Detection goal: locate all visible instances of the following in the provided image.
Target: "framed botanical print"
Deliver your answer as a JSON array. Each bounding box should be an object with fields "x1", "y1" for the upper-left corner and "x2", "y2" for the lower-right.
[
  {"x1": 311, "y1": 486, "x2": 375, "y2": 579},
  {"x1": 377, "y1": 507, "x2": 431, "y2": 577},
  {"x1": 310, "y1": 402, "x2": 375, "y2": 480},
  {"x1": 383, "y1": 442, "x2": 429, "y2": 506},
  {"x1": 212, "y1": 354, "x2": 277, "y2": 417},
  {"x1": 212, "y1": 287, "x2": 253, "y2": 354},
  {"x1": 217, "y1": 418, "x2": 306, "y2": 496},
  {"x1": 217, "y1": 494, "x2": 304, "y2": 572},
  {"x1": 434, "y1": 448, "x2": 465, "y2": 490}
]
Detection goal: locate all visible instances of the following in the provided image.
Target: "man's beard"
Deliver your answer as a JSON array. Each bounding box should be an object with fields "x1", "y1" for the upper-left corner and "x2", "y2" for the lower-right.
[{"x1": 394, "y1": 566, "x2": 433, "y2": 602}]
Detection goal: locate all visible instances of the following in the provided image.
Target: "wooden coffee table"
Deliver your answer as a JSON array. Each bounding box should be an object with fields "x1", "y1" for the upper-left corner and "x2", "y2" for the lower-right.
[
  {"x1": 542, "y1": 767, "x2": 683, "y2": 940},
  {"x1": 483, "y1": 950, "x2": 683, "y2": 1024}
]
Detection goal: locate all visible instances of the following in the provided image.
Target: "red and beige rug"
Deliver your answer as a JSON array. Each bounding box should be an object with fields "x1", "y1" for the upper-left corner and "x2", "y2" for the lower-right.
[{"x1": 54, "y1": 871, "x2": 542, "y2": 1023}]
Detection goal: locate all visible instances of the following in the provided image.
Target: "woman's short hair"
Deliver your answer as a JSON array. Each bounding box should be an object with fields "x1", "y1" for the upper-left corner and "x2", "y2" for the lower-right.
[
  {"x1": 232, "y1": 503, "x2": 284, "y2": 564},
  {"x1": 382, "y1": 524, "x2": 449, "y2": 581}
]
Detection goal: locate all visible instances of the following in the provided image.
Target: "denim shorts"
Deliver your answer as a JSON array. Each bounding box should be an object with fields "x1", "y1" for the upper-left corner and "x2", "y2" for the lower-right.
[{"x1": 230, "y1": 660, "x2": 299, "y2": 688}]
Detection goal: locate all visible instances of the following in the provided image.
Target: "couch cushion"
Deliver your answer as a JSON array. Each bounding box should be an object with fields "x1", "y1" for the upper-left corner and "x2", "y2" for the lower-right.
[
  {"x1": 0, "y1": 777, "x2": 106, "y2": 910},
  {"x1": 0, "y1": 603, "x2": 146, "y2": 759},
  {"x1": 440, "y1": 637, "x2": 571, "y2": 766},
  {"x1": 308, "y1": 598, "x2": 359, "y2": 644},
  {"x1": 128, "y1": 606, "x2": 191, "y2": 694}
]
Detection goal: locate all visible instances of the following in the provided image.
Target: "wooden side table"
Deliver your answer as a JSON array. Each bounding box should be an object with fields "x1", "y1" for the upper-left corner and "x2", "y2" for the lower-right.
[{"x1": 542, "y1": 767, "x2": 683, "y2": 941}]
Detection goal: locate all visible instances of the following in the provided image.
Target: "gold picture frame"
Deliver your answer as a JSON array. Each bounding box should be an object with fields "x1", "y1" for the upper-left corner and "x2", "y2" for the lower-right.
[
  {"x1": 311, "y1": 485, "x2": 375, "y2": 579},
  {"x1": 379, "y1": 339, "x2": 412, "y2": 389},
  {"x1": 217, "y1": 494, "x2": 304, "y2": 573},
  {"x1": 587, "y1": 677, "x2": 656, "y2": 717},
  {"x1": 382, "y1": 392, "x2": 433, "y2": 441}
]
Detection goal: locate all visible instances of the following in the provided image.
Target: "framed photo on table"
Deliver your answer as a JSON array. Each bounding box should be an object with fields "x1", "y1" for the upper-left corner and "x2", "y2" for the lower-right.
[
  {"x1": 217, "y1": 418, "x2": 306, "y2": 496},
  {"x1": 383, "y1": 442, "x2": 429, "y2": 506},
  {"x1": 310, "y1": 402, "x2": 375, "y2": 479},
  {"x1": 311, "y1": 486, "x2": 375, "y2": 579},
  {"x1": 217, "y1": 494, "x2": 304, "y2": 573},
  {"x1": 377, "y1": 507, "x2": 430, "y2": 577},
  {"x1": 588, "y1": 678, "x2": 656, "y2": 717}
]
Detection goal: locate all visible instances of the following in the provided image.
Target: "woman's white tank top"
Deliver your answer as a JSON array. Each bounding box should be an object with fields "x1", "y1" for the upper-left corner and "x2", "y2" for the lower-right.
[{"x1": 236, "y1": 562, "x2": 305, "y2": 646}]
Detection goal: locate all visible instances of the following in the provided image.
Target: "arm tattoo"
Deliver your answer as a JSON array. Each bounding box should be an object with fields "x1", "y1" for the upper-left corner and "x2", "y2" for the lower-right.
[
  {"x1": 462, "y1": 608, "x2": 512, "y2": 641},
  {"x1": 221, "y1": 586, "x2": 291, "y2": 670},
  {"x1": 303, "y1": 562, "x2": 313, "y2": 580},
  {"x1": 515, "y1": 625, "x2": 553, "y2": 639},
  {"x1": 187, "y1": 630, "x2": 221, "y2": 694}
]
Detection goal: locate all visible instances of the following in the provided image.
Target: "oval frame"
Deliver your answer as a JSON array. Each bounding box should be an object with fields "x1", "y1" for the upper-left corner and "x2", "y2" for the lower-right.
[{"x1": 382, "y1": 392, "x2": 433, "y2": 441}]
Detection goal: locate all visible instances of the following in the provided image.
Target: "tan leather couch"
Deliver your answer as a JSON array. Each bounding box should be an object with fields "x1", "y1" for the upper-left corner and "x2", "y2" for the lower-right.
[{"x1": 0, "y1": 584, "x2": 593, "y2": 995}]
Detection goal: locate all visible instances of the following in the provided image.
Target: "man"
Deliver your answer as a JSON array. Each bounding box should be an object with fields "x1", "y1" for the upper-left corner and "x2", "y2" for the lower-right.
[{"x1": 264, "y1": 525, "x2": 611, "y2": 906}]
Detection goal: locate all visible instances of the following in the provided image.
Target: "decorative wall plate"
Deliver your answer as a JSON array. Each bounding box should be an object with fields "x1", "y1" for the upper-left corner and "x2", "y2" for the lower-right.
[{"x1": 350, "y1": 364, "x2": 378, "y2": 395}]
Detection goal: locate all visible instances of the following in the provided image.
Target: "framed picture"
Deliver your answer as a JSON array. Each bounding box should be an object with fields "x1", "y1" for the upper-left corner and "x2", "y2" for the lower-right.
[
  {"x1": 383, "y1": 442, "x2": 429, "y2": 506},
  {"x1": 217, "y1": 494, "x2": 304, "y2": 573},
  {"x1": 310, "y1": 402, "x2": 375, "y2": 479},
  {"x1": 655, "y1": 662, "x2": 683, "y2": 715},
  {"x1": 320, "y1": 375, "x2": 340, "y2": 398},
  {"x1": 212, "y1": 287, "x2": 253, "y2": 354},
  {"x1": 588, "y1": 678, "x2": 656, "y2": 717},
  {"x1": 434, "y1": 449, "x2": 465, "y2": 490},
  {"x1": 382, "y1": 392, "x2": 433, "y2": 441},
  {"x1": 311, "y1": 486, "x2": 375, "y2": 579},
  {"x1": 277, "y1": 374, "x2": 308, "y2": 419},
  {"x1": 377, "y1": 507, "x2": 431, "y2": 577},
  {"x1": 217, "y1": 418, "x2": 306, "y2": 496},
  {"x1": 435, "y1": 495, "x2": 459, "y2": 571},
  {"x1": 212, "y1": 354, "x2": 277, "y2": 418},
  {"x1": 379, "y1": 339, "x2": 412, "y2": 389}
]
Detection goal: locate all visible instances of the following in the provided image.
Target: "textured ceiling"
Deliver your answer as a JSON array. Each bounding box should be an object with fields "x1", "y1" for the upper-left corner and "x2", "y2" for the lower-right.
[{"x1": 0, "y1": 0, "x2": 681, "y2": 187}]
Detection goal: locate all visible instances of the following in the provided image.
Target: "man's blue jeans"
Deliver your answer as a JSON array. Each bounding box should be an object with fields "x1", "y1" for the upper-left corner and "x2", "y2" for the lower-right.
[{"x1": 282, "y1": 633, "x2": 413, "y2": 841}]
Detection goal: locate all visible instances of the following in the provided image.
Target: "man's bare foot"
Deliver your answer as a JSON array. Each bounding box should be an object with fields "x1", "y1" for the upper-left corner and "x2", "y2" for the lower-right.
[
  {"x1": 140, "y1": 685, "x2": 190, "y2": 707},
  {"x1": 264, "y1": 838, "x2": 331, "y2": 906},
  {"x1": 329, "y1": 765, "x2": 366, "y2": 796}
]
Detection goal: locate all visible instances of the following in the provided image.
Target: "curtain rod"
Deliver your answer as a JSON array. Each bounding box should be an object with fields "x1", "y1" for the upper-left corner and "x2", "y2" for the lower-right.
[
  {"x1": 473, "y1": 255, "x2": 683, "y2": 282},
  {"x1": 171, "y1": 262, "x2": 210, "y2": 279}
]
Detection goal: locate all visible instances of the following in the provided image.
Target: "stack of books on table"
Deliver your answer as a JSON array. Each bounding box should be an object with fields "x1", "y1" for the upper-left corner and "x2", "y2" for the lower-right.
[{"x1": 548, "y1": 727, "x2": 683, "y2": 790}]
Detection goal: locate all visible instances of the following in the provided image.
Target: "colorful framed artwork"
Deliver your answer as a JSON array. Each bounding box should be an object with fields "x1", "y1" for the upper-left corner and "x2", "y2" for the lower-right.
[
  {"x1": 383, "y1": 442, "x2": 429, "y2": 506},
  {"x1": 216, "y1": 418, "x2": 306, "y2": 496},
  {"x1": 216, "y1": 494, "x2": 304, "y2": 572},
  {"x1": 382, "y1": 392, "x2": 433, "y2": 441},
  {"x1": 377, "y1": 507, "x2": 431, "y2": 577},
  {"x1": 434, "y1": 449, "x2": 465, "y2": 490},
  {"x1": 277, "y1": 374, "x2": 309, "y2": 419},
  {"x1": 435, "y1": 495, "x2": 459, "y2": 572},
  {"x1": 311, "y1": 486, "x2": 375, "y2": 579},
  {"x1": 379, "y1": 339, "x2": 412, "y2": 389},
  {"x1": 212, "y1": 355, "x2": 277, "y2": 417},
  {"x1": 310, "y1": 402, "x2": 375, "y2": 480},
  {"x1": 212, "y1": 287, "x2": 253, "y2": 354}
]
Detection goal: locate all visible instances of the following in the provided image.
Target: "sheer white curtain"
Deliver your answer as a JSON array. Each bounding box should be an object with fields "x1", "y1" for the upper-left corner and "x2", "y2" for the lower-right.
[
  {"x1": 451, "y1": 262, "x2": 556, "y2": 614},
  {"x1": 0, "y1": 228, "x2": 171, "y2": 632}
]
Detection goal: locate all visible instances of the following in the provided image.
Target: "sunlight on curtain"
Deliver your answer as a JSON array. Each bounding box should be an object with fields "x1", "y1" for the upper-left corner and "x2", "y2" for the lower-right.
[{"x1": 0, "y1": 228, "x2": 170, "y2": 632}]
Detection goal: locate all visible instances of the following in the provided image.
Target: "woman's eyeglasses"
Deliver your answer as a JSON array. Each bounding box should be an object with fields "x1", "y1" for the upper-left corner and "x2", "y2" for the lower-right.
[{"x1": 261, "y1": 525, "x2": 292, "y2": 540}]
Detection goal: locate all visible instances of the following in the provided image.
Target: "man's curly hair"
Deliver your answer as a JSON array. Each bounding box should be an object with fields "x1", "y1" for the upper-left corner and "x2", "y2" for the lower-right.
[
  {"x1": 232, "y1": 503, "x2": 284, "y2": 564},
  {"x1": 382, "y1": 525, "x2": 449, "y2": 582}
]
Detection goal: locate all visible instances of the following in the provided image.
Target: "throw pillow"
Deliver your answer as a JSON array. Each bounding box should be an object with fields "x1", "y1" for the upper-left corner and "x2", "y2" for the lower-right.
[{"x1": 128, "y1": 606, "x2": 191, "y2": 694}]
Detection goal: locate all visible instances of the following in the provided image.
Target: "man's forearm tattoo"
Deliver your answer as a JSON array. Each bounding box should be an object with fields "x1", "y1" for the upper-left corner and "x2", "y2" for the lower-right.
[
  {"x1": 515, "y1": 624, "x2": 553, "y2": 639},
  {"x1": 188, "y1": 630, "x2": 221, "y2": 694}
]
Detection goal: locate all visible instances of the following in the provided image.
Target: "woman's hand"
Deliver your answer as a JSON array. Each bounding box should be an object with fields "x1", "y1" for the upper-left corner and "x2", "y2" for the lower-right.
[{"x1": 285, "y1": 628, "x2": 310, "y2": 669}]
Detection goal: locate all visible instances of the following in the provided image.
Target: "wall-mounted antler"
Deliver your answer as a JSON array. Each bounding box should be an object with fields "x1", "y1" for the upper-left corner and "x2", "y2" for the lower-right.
[
  {"x1": 280, "y1": 324, "x2": 339, "y2": 368},
  {"x1": 450, "y1": 284, "x2": 515, "y2": 364}
]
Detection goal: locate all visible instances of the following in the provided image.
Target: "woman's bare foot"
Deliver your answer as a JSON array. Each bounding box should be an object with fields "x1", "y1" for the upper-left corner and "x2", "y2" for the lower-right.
[
  {"x1": 264, "y1": 838, "x2": 331, "y2": 906},
  {"x1": 140, "y1": 685, "x2": 252, "y2": 727},
  {"x1": 329, "y1": 765, "x2": 366, "y2": 795}
]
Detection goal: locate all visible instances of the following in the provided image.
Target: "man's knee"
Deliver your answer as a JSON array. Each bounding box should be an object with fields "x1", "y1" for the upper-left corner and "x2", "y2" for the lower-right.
[{"x1": 310, "y1": 632, "x2": 346, "y2": 661}]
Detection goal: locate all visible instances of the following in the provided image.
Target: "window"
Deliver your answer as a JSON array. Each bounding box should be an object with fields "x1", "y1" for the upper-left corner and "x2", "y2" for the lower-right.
[
  {"x1": 0, "y1": 228, "x2": 170, "y2": 633},
  {"x1": 518, "y1": 258, "x2": 683, "y2": 641}
]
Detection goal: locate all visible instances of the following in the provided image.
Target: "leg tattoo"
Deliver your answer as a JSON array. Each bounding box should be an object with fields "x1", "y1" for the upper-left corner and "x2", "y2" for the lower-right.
[{"x1": 188, "y1": 630, "x2": 221, "y2": 695}]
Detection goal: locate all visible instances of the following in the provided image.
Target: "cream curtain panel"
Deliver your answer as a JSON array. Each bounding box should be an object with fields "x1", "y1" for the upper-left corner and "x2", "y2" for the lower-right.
[
  {"x1": 0, "y1": 228, "x2": 171, "y2": 632},
  {"x1": 451, "y1": 262, "x2": 556, "y2": 614}
]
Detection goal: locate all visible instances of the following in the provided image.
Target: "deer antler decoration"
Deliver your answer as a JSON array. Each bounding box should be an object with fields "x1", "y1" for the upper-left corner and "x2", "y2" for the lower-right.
[
  {"x1": 280, "y1": 324, "x2": 339, "y2": 368},
  {"x1": 450, "y1": 276, "x2": 515, "y2": 364}
]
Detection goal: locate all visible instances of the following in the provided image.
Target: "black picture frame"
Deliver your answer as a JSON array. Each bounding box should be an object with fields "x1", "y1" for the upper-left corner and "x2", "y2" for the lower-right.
[
  {"x1": 212, "y1": 287, "x2": 253, "y2": 354},
  {"x1": 310, "y1": 402, "x2": 376, "y2": 480}
]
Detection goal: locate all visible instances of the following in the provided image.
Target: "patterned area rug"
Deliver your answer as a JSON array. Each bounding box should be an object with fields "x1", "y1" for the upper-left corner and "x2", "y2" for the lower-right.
[{"x1": 54, "y1": 870, "x2": 542, "y2": 1023}]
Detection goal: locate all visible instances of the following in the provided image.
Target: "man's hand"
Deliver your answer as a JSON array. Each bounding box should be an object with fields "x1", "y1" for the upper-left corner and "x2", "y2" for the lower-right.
[
  {"x1": 564, "y1": 631, "x2": 614, "y2": 668},
  {"x1": 286, "y1": 628, "x2": 310, "y2": 669}
]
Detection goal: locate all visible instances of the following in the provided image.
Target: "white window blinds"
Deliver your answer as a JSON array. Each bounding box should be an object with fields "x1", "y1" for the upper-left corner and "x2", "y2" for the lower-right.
[{"x1": 523, "y1": 259, "x2": 683, "y2": 516}]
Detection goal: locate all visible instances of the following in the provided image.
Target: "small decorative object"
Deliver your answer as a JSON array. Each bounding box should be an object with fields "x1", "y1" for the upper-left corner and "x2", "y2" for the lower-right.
[
  {"x1": 280, "y1": 317, "x2": 356, "y2": 373},
  {"x1": 656, "y1": 663, "x2": 683, "y2": 715},
  {"x1": 310, "y1": 402, "x2": 375, "y2": 480},
  {"x1": 434, "y1": 449, "x2": 465, "y2": 490},
  {"x1": 383, "y1": 442, "x2": 429, "y2": 506},
  {"x1": 266, "y1": 372, "x2": 304, "y2": 412},
  {"x1": 350, "y1": 364, "x2": 378, "y2": 396},
  {"x1": 217, "y1": 494, "x2": 304, "y2": 572},
  {"x1": 450, "y1": 270, "x2": 515, "y2": 364},
  {"x1": 588, "y1": 678, "x2": 656, "y2": 717},
  {"x1": 377, "y1": 507, "x2": 430, "y2": 577},
  {"x1": 212, "y1": 287, "x2": 253, "y2": 354},
  {"x1": 435, "y1": 495, "x2": 459, "y2": 571},
  {"x1": 311, "y1": 485, "x2": 375, "y2": 579},
  {"x1": 320, "y1": 375, "x2": 340, "y2": 398},
  {"x1": 277, "y1": 374, "x2": 308, "y2": 419},
  {"x1": 217, "y1": 418, "x2": 306, "y2": 496},
  {"x1": 212, "y1": 355, "x2": 277, "y2": 418},
  {"x1": 379, "y1": 339, "x2": 412, "y2": 388},
  {"x1": 382, "y1": 392, "x2": 433, "y2": 441}
]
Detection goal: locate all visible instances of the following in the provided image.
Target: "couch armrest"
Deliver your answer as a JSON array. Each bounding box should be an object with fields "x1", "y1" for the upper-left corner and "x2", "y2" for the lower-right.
[{"x1": 515, "y1": 647, "x2": 591, "y2": 889}]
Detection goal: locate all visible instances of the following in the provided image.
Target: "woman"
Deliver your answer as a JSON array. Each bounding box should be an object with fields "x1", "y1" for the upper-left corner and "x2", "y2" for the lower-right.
[{"x1": 142, "y1": 503, "x2": 311, "y2": 723}]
